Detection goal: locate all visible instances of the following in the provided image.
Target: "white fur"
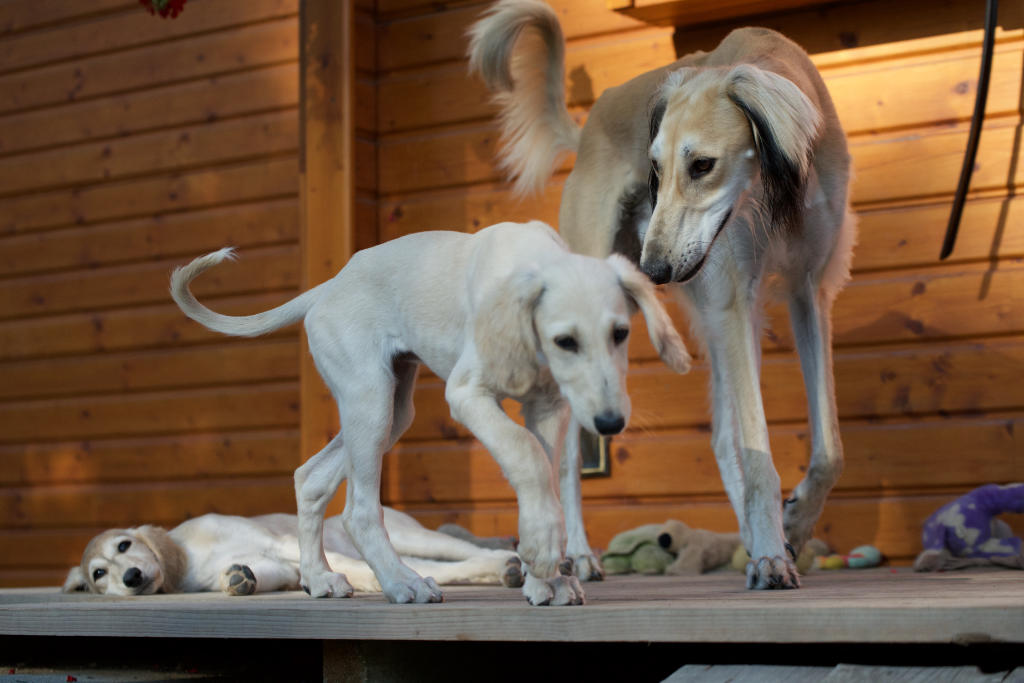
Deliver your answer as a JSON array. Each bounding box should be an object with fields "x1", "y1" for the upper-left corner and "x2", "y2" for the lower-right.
[
  {"x1": 468, "y1": 7, "x2": 857, "y2": 590},
  {"x1": 169, "y1": 220, "x2": 689, "y2": 605},
  {"x1": 63, "y1": 509, "x2": 521, "y2": 596}
]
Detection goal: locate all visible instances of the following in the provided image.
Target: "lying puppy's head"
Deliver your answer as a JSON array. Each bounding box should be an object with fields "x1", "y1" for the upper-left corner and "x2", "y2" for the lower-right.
[
  {"x1": 475, "y1": 251, "x2": 690, "y2": 435},
  {"x1": 641, "y1": 64, "x2": 822, "y2": 284},
  {"x1": 62, "y1": 525, "x2": 184, "y2": 595}
]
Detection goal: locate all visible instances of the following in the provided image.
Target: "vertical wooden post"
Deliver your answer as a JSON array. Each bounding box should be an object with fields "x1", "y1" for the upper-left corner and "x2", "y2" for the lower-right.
[{"x1": 299, "y1": 0, "x2": 355, "y2": 513}]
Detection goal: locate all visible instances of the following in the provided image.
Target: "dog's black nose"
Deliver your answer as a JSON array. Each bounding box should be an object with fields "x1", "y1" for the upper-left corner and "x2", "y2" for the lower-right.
[
  {"x1": 594, "y1": 412, "x2": 625, "y2": 436},
  {"x1": 641, "y1": 260, "x2": 672, "y2": 285},
  {"x1": 123, "y1": 567, "x2": 144, "y2": 588}
]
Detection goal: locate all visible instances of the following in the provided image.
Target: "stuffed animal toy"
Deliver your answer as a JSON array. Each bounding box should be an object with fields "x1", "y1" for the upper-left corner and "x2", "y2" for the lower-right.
[
  {"x1": 602, "y1": 520, "x2": 741, "y2": 575},
  {"x1": 913, "y1": 483, "x2": 1024, "y2": 571},
  {"x1": 813, "y1": 545, "x2": 882, "y2": 569}
]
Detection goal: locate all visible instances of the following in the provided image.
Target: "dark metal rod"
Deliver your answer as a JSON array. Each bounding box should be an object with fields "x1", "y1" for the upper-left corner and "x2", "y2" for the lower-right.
[{"x1": 940, "y1": 0, "x2": 998, "y2": 260}]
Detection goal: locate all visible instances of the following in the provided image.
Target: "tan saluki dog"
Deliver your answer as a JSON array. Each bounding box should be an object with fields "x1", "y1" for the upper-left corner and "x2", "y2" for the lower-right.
[{"x1": 469, "y1": 1, "x2": 856, "y2": 589}]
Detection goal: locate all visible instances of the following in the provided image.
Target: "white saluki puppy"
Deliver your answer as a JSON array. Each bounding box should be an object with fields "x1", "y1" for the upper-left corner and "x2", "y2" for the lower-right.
[
  {"x1": 469, "y1": 1, "x2": 856, "y2": 589},
  {"x1": 171, "y1": 220, "x2": 690, "y2": 605},
  {"x1": 63, "y1": 509, "x2": 523, "y2": 596}
]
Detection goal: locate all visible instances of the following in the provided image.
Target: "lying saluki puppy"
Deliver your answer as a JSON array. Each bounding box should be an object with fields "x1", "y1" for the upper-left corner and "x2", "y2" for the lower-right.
[
  {"x1": 62, "y1": 509, "x2": 523, "y2": 596},
  {"x1": 170, "y1": 220, "x2": 690, "y2": 605},
  {"x1": 469, "y1": 2, "x2": 856, "y2": 589}
]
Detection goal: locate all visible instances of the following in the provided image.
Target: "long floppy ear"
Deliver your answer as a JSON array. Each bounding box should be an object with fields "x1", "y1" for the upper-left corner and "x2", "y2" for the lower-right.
[
  {"x1": 607, "y1": 255, "x2": 691, "y2": 373},
  {"x1": 475, "y1": 268, "x2": 548, "y2": 395},
  {"x1": 726, "y1": 64, "x2": 822, "y2": 229},
  {"x1": 474, "y1": 269, "x2": 546, "y2": 395},
  {"x1": 135, "y1": 525, "x2": 186, "y2": 593},
  {"x1": 62, "y1": 566, "x2": 90, "y2": 593}
]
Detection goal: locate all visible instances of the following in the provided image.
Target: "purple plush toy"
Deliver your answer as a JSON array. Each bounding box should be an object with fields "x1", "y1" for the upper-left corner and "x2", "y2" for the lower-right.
[{"x1": 914, "y1": 483, "x2": 1024, "y2": 571}]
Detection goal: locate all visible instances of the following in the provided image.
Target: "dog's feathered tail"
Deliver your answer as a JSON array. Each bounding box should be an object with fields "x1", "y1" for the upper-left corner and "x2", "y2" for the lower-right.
[
  {"x1": 170, "y1": 248, "x2": 326, "y2": 337},
  {"x1": 467, "y1": 0, "x2": 579, "y2": 196}
]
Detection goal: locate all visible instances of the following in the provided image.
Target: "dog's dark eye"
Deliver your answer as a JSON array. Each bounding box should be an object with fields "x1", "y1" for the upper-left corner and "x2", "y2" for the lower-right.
[
  {"x1": 554, "y1": 336, "x2": 579, "y2": 352},
  {"x1": 118, "y1": 540, "x2": 131, "y2": 553},
  {"x1": 689, "y1": 157, "x2": 715, "y2": 178},
  {"x1": 612, "y1": 327, "x2": 629, "y2": 345},
  {"x1": 92, "y1": 568, "x2": 106, "y2": 581}
]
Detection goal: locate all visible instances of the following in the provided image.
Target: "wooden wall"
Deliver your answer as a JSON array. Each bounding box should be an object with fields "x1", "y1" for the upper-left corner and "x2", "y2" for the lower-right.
[
  {"x1": 1, "y1": 0, "x2": 1021, "y2": 588},
  {"x1": 373, "y1": 0, "x2": 1024, "y2": 564},
  {"x1": 0, "y1": 1, "x2": 307, "y2": 587}
]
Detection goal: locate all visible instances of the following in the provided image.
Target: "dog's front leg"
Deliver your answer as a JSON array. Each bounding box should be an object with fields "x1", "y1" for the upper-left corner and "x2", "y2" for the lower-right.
[
  {"x1": 686, "y1": 286, "x2": 799, "y2": 590},
  {"x1": 448, "y1": 384, "x2": 584, "y2": 606},
  {"x1": 524, "y1": 400, "x2": 604, "y2": 582}
]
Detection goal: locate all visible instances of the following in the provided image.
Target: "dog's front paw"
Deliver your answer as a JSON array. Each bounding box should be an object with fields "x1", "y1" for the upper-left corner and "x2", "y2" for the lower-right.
[
  {"x1": 222, "y1": 564, "x2": 257, "y2": 596},
  {"x1": 300, "y1": 570, "x2": 354, "y2": 599},
  {"x1": 522, "y1": 572, "x2": 585, "y2": 606},
  {"x1": 502, "y1": 556, "x2": 525, "y2": 588},
  {"x1": 570, "y1": 553, "x2": 604, "y2": 582},
  {"x1": 745, "y1": 555, "x2": 800, "y2": 590},
  {"x1": 381, "y1": 575, "x2": 444, "y2": 604}
]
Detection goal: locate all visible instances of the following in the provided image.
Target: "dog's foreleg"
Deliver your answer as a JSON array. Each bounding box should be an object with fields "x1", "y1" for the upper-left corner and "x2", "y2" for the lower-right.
[
  {"x1": 526, "y1": 402, "x2": 603, "y2": 582},
  {"x1": 690, "y1": 278, "x2": 799, "y2": 590},
  {"x1": 294, "y1": 432, "x2": 355, "y2": 599},
  {"x1": 220, "y1": 558, "x2": 300, "y2": 595},
  {"x1": 448, "y1": 383, "x2": 584, "y2": 606},
  {"x1": 783, "y1": 276, "x2": 844, "y2": 553}
]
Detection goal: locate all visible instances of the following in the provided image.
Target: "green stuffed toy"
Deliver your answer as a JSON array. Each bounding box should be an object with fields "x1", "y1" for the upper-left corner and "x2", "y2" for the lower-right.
[{"x1": 602, "y1": 520, "x2": 741, "y2": 575}]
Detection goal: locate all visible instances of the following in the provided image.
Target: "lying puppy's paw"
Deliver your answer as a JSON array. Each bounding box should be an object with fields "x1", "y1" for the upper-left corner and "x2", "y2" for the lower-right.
[
  {"x1": 745, "y1": 555, "x2": 800, "y2": 590},
  {"x1": 381, "y1": 575, "x2": 444, "y2": 604},
  {"x1": 502, "y1": 556, "x2": 524, "y2": 588},
  {"x1": 300, "y1": 570, "x2": 354, "y2": 599},
  {"x1": 223, "y1": 564, "x2": 257, "y2": 596},
  {"x1": 523, "y1": 573, "x2": 585, "y2": 606},
  {"x1": 571, "y1": 553, "x2": 605, "y2": 582}
]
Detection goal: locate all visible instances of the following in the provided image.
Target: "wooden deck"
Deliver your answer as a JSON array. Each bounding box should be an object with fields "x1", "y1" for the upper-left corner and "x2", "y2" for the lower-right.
[{"x1": 3, "y1": 569, "x2": 1022, "y2": 644}]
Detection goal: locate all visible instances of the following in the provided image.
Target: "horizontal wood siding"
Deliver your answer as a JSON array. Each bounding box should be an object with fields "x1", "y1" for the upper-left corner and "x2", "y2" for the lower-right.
[
  {"x1": 374, "y1": 0, "x2": 1024, "y2": 564},
  {"x1": 0, "y1": 2, "x2": 306, "y2": 585}
]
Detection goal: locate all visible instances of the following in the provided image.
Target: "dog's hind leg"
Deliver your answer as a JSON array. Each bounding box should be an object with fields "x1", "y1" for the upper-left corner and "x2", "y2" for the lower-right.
[
  {"x1": 294, "y1": 432, "x2": 355, "y2": 599},
  {"x1": 338, "y1": 364, "x2": 444, "y2": 604},
  {"x1": 782, "y1": 274, "x2": 844, "y2": 554}
]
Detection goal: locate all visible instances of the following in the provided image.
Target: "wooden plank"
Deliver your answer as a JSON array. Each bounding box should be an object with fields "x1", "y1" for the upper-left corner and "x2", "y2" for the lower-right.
[
  {"x1": 377, "y1": 26, "x2": 674, "y2": 132},
  {"x1": 0, "y1": 156, "x2": 299, "y2": 236},
  {"x1": 0, "y1": 17, "x2": 299, "y2": 116},
  {"x1": 375, "y1": 27, "x2": 1021, "y2": 135},
  {"x1": 376, "y1": 112, "x2": 1023, "y2": 198},
  {"x1": 0, "y1": 199, "x2": 299, "y2": 278},
  {"x1": 0, "y1": 1, "x2": 132, "y2": 38},
  {"x1": 0, "y1": 63, "x2": 299, "y2": 157},
  {"x1": 400, "y1": 337, "x2": 1024, "y2": 440},
  {"x1": 3, "y1": 571, "x2": 1024, "y2": 642},
  {"x1": 0, "y1": 291, "x2": 299, "y2": 361},
  {"x1": 851, "y1": 118, "x2": 1024, "y2": 207},
  {"x1": 0, "y1": 477, "x2": 298, "y2": 529},
  {"x1": 377, "y1": 0, "x2": 648, "y2": 72},
  {"x1": 0, "y1": 429, "x2": 301, "y2": 486},
  {"x1": 0, "y1": 338, "x2": 299, "y2": 401},
  {"x1": 299, "y1": 0, "x2": 359, "y2": 460},
  {"x1": 0, "y1": 110, "x2": 298, "y2": 197},
  {"x1": 381, "y1": 415, "x2": 1023, "y2": 505},
  {"x1": 0, "y1": 0, "x2": 298, "y2": 77},
  {"x1": 615, "y1": 0, "x2": 842, "y2": 28},
  {"x1": 0, "y1": 382, "x2": 300, "y2": 444},
  {"x1": 0, "y1": 244, "x2": 299, "y2": 320}
]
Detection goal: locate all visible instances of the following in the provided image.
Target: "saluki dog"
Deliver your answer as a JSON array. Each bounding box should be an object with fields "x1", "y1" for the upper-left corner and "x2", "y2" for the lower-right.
[
  {"x1": 171, "y1": 220, "x2": 690, "y2": 605},
  {"x1": 469, "y1": 1, "x2": 856, "y2": 589},
  {"x1": 63, "y1": 509, "x2": 524, "y2": 596}
]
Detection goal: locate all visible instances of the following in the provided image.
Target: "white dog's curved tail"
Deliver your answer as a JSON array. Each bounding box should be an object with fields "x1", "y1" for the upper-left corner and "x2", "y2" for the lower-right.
[
  {"x1": 170, "y1": 248, "x2": 325, "y2": 338},
  {"x1": 467, "y1": 0, "x2": 579, "y2": 196}
]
